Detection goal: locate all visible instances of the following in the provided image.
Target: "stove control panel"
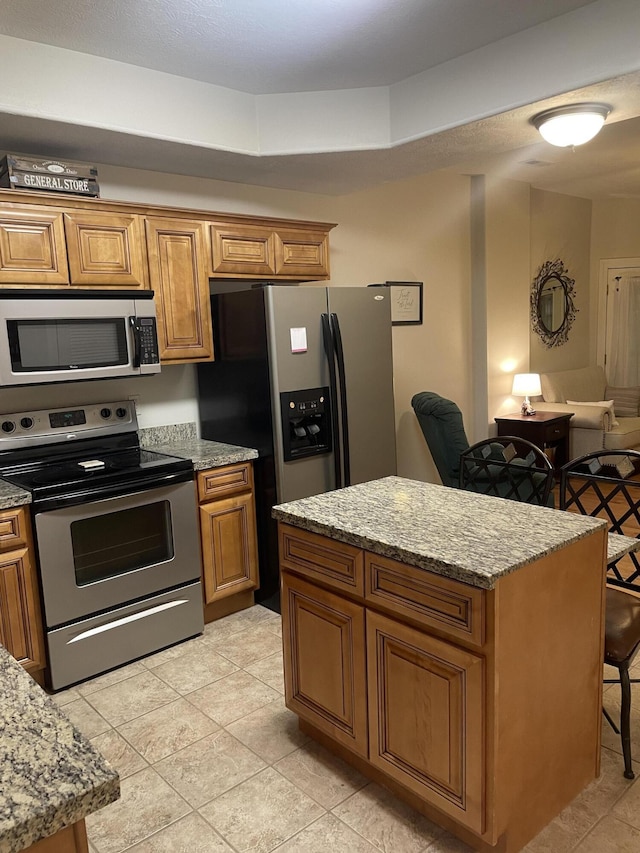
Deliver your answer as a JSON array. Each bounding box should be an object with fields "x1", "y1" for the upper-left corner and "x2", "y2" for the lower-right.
[{"x1": 0, "y1": 401, "x2": 138, "y2": 450}]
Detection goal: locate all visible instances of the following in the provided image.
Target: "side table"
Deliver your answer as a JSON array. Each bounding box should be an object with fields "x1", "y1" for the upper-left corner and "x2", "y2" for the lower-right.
[{"x1": 494, "y1": 411, "x2": 573, "y2": 470}]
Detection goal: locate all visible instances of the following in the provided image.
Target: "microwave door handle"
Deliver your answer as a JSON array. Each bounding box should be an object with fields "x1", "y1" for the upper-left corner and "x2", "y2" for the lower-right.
[{"x1": 129, "y1": 316, "x2": 141, "y2": 368}]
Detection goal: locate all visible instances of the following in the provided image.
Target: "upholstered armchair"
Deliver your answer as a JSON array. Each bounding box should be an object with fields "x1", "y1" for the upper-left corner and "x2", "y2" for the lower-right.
[{"x1": 411, "y1": 392, "x2": 470, "y2": 487}]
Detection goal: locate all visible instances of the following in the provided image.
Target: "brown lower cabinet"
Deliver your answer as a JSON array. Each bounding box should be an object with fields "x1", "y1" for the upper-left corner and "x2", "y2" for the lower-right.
[
  {"x1": 0, "y1": 506, "x2": 45, "y2": 673},
  {"x1": 280, "y1": 522, "x2": 607, "y2": 853},
  {"x1": 197, "y1": 462, "x2": 259, "y2": 621}
]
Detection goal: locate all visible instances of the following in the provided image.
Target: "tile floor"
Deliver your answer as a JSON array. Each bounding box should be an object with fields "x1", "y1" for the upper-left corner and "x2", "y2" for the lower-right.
[{"x1": 49, "y1": 604, "x2": 640, "y2": 853}]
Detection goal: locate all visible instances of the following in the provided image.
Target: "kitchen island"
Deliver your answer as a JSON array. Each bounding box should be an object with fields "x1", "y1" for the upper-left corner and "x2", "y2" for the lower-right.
[
  {"x1": 0, "y1": 645, "x2": 119, "y2": 853},
  {"x1": 273, "y1": 476, "x2": 608, "y2": 853}
]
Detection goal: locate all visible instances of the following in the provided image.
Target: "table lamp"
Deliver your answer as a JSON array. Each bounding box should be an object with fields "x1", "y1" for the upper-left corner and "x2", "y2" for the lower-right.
[{"x1": 512, "y1": 373, "x2": 541, "y2": 416}]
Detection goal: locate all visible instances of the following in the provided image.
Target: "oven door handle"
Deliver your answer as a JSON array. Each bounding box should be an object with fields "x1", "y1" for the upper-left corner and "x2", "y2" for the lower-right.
[{"x1": 32, "y1": 468, "x2": 194, "y2": 512}]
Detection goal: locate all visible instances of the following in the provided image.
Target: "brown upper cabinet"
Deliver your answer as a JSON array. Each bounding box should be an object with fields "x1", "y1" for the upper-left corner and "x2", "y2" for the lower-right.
[
  {"x1": 0, "y1": 190, "x2": 336, "y2": 362},
  {"x1": 0, "y1": 205, "x2": 69, "y2": 284},
  {"x1": 145, "y1": 217, "x2": 213, "y2": 363},
  {"x1": 209, "y1": 221, "x2": 332, "y2": 280},
  {"x1": 63, "y1": 211, "x2": 148, "y2": 287}
]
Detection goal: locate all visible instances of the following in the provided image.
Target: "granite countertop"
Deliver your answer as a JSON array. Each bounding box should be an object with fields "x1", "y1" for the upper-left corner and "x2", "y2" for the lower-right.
[
  {"x1": 0, "y1": 647, "x2": 119, "y2": 853},
  {"x1": 0, "y1": 481, "x2": 30, "y2": 511},
  {"x1": 272, "y1": 476, "x2": 607, "y2": 589},
  {"x1": 139, "y1": 423, "x2": 258, "y2": 471}
]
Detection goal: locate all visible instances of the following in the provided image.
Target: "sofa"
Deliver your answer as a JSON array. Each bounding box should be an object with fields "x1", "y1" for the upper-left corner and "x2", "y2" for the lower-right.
[{"x1": 533, "y1": 366, "x2": 640, "y2": 459}]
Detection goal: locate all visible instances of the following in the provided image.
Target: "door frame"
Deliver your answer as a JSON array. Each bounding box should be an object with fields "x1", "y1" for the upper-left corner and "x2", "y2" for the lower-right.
[{"x1": 596, "y1": 257, "x2": 640, "y2": 373}]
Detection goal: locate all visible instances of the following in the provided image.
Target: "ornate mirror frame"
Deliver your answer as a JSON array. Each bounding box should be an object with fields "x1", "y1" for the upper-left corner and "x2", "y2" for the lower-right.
[{"x1": 530, "y1": 258, "x2": 578, "y2": 348}]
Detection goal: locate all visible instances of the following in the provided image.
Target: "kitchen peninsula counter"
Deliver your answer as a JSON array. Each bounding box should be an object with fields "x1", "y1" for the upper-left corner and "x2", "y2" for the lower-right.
[
  {"x1": 273, "y1": 476, "x2": 609, "y2": 853},
  {"x1": 0, "y1": 645, "x2": 119, "y2": 853}
]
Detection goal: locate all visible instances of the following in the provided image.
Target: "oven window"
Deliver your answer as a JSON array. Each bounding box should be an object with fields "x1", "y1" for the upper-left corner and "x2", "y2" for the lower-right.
[
  {"x1": 8, "y1": 317, "x2": 128, "y2": 371},
  {"x1": 70, "y1": 501, "x2": 174, "y2": 586}
]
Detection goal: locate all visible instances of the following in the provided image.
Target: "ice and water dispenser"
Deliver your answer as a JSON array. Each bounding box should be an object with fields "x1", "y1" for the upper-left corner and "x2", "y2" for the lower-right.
[{"x1": 280, "y1": 388, "x2": 332, "y2": 461}]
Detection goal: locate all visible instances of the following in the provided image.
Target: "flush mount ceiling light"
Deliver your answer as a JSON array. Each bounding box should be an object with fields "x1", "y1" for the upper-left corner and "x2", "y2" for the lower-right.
[{"x1": 531, "y1": 103, "x2": 611, "y2": 147}]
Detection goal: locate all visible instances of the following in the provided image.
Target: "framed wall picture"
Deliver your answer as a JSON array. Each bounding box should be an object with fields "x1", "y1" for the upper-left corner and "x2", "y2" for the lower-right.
[{"x1": 384, "y1": 281, "x2": 423, "y2": 325}]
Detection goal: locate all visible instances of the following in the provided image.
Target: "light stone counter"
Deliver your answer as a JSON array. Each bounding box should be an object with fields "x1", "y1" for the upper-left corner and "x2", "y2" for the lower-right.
[
  {"x1": 0, "y1": 481, "x2": 30, "y2": 511},
  {"x1": 0, "y1": 646, "x2": 119, "y2": 853},
  {"x1": 272, "y1": 475, "x2": 607, "y2": 589},
  {"x1": 139, "y1": 423, "x2": 258, "y2": 471}
]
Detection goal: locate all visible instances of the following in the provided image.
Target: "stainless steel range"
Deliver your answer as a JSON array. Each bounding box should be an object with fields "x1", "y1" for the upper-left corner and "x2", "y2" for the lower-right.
[{"x1": 0, "y1": 401, "x2": 203, "y2": 690}]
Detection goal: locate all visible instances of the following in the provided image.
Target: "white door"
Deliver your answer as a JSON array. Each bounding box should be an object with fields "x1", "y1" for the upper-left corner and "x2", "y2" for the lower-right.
[{"x1": 598, "y1": 258, "x2": 640, "y2": 383}]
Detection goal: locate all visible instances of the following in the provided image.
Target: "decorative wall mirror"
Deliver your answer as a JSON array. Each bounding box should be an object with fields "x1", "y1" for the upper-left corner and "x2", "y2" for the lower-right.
[{"x1": 530, "y1": 258, "x2": 578, "y2": 348}]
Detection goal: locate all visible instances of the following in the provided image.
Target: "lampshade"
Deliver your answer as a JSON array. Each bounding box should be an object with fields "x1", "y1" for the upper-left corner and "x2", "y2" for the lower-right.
[
  {"x1": 531, "y1": 103, "x2": 610, "y2": 148},
  {"x1": 512, "y1": 373, "x2": 541, "y2": 397}
]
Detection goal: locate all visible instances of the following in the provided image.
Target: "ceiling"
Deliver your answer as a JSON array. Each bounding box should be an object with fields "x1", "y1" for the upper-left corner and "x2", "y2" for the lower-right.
[
  {"x1": 0, "y1": 0, "x2": 638, "y2": 198},
  {"x1": 0, "y1": 0, "x2": 597, "y2": 95}
]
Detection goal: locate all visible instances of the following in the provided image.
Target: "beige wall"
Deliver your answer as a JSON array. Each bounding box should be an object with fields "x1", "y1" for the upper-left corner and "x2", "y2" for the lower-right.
[
  {"x1": 589, "y1": 198, "x2": 640, "y2": 366},
  {"x1": 6, "y1": 165, "x2": 607, "y2": 485},
  {"x1": 485, "y1": 178, "x2": 531, "y2": 426},
  {"x1": 529, "y1": 188, "x2": 592, "y2": 374},
  {"x1": 5, "y1": 164, "x2": 474, "y2": 484},
  {"x1": 331, "y1": 171, "x2": 472, "y2": 482}
]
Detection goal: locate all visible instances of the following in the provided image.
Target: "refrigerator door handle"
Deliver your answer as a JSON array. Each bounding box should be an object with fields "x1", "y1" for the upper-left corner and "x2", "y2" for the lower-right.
[
  {"x1": 321, "y1": 312, "x2": 342, "y2": 489},
  {"x1": 331, "y1": 312, "x2": 352, "y2": 487}
]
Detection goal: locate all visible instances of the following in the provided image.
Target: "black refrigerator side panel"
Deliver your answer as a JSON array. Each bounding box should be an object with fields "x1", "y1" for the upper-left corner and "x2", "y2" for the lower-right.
[{"x1": 197, "y1": 288, "x2": 279, "y2": 604}]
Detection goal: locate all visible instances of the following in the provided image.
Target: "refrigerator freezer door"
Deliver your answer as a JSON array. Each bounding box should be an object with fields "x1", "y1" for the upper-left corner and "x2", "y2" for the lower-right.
[
  {"x1": 265, "y1": 286, "x2": 334, "y2": 503},
  {"x1": 327, "y1": 287, "x2": 397, "y2": 484}
]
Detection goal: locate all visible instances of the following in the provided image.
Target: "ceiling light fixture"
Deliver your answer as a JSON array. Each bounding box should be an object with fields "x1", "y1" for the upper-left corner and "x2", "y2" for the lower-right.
[{"x1": 531, "y1": 103, "x2": 611, "y2": 148}]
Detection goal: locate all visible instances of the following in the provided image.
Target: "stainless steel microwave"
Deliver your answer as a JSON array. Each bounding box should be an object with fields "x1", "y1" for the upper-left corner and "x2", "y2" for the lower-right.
[{"x1": 0, "y1": 290, "x2": 161, "y2": 386}]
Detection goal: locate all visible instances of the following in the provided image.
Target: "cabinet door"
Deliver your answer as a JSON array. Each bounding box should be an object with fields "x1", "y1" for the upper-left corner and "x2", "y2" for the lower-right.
[
  {"x1": 0, "y1": 207, "x2": 69, "y2": 283},
  {"x1": 209, "y1": 223, "x2": 276, "y2": 277},
  {"x1": 145, "y1": 218, "x2": 213, "y2": 362},
  {"x1": 0, "y1": 546, "x2": 45, "y2": 671},
  {"x1": 282, "y1": 572, "x2": 368, "y2": 756},
  {"x1": 200, "y1": 491, "x2": 258, "y2": 602},
  {"x1": 274, "y1": 228, "x2": 329, "y2": 279},
  {"x1": 367, "y1": 610, "x2": 485, "y2": 833},
  {"x1": 64, "y1": 211, "x2": 147, "y2": 286}
]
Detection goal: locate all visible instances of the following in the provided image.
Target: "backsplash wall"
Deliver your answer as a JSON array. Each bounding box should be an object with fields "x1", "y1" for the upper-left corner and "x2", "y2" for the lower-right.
[{"x1": 0, "y1": 364, "x2": 200, "y2": 431}]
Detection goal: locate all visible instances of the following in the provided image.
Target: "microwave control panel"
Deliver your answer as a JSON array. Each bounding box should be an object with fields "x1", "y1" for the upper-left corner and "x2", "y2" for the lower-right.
[{"x1": 135, "y1": 317, "x2": 160, "y2": 365}]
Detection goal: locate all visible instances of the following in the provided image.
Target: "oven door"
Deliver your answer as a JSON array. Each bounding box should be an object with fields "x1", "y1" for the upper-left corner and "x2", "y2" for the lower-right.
[{"x1": 35, "y1": 478, "x2": 200, "y2": 628}]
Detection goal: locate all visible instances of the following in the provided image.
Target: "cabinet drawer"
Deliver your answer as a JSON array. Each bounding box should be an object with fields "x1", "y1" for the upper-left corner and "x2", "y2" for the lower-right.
[
  {"x1": 0, "y1": 507, "x2": 28, "y2": 552},
  {"x1": 197, "y1": 462, "x2": 254, "y2": 502},
  {"x1": 279, "y1": 524, "x2": 364, "y2": 597},
  {"x1": 365, "y1": 553, "x2": 485, "y2": 647}
]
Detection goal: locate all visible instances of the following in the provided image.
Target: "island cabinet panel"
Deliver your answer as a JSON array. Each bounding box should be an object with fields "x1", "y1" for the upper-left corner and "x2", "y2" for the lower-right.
[
  {"x1": 63, "y1": 211, "x2": 148, "y2": 286},
  {"x1": 282, "y1": 571, "x2": 368, "y2": 757},
  {"x1": 0, "y1": 508, "x2": 45, "y2": 673},
  {"x1": 0, "y1": 206, "x2": 69, "y2": 283},
  {"x1": 274, "y1": 228, "x2": 330, "y2": 279},
  {"x1": 145, "y1": 218, "x2": 214, "y2": 362},
  {"x1": 209, "y1": 222, "x2": 276, "y2": 277},
  {"x1": 279, "y1": 523, "x2": 364, "y2": 597},
  {"x1": 365, "y1": 553, "x2": 485, "y2": 647},
  {"x1": 367, "y1": 610, "x2": 485, "y2": 834}
]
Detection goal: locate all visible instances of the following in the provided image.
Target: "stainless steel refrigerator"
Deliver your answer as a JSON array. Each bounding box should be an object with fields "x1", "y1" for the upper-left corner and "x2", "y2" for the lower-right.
[{"x1": 197, "y1": 284, "x2": 396, "y2": 608}]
